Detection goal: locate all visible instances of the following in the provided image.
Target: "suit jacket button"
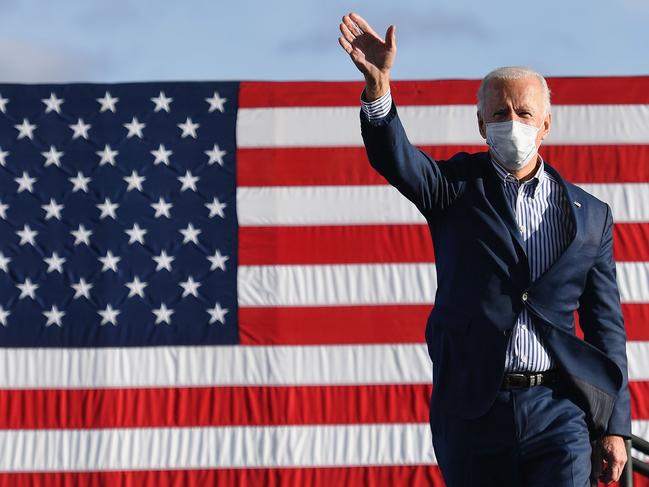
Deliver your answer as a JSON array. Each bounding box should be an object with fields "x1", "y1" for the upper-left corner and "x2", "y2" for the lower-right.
[{"x1": 522, "y1": 292, "x2": 529, "y2": 302}]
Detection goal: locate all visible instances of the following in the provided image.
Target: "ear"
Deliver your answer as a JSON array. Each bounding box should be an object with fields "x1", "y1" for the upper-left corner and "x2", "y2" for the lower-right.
[
  {"x1": 477, "y1": 111, "x2": 486, "y2": 140},
  {"x1": 537, "y1": 112, "x2": 552, "y2": 145}
]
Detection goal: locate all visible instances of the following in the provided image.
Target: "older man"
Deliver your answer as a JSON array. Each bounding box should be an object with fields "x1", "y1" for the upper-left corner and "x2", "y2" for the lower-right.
[{"x1": 338, "y1": 12, "x2": 631, "y2": 487}]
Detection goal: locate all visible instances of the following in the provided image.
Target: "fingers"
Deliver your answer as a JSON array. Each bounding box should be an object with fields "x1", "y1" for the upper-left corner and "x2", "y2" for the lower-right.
[
  {"x1": 349, "y1": 12, "x2": 378, "y2": 37},
  {"x1": 385, "y1": 25, "x2": 396, "y2": 50},
  {"x1": 338, "y1": 36, "x2": 352, "y2": 55},
  {"x1": 339, "y1": 22, "x2": 357, "y2": 44},
  {"x1": 342, "y1": 14, "x2": 363, "y2": 37}
]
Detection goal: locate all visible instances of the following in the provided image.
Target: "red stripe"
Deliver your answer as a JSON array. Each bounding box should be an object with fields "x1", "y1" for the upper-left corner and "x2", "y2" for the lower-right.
[
  {"x1": 614, "y1": 224, "x2": 649, "y2": 261},
  {"x1": 237, "y1": 145, "x2": 649, "y2": 187},
  {"x1": 239, "y1": 77, "x2": 649, "y2": 107},
  {"x1": 622, "y1": 304, "x2": 649, "y2": 341},
  {"x1": 0, "y1": 466, "x2": 447, "y2": 487}
]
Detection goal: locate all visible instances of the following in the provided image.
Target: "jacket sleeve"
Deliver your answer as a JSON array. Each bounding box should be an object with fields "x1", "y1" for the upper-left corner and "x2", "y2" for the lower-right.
[
  {"x1": 578, "y1": 204, "x2": 632, "y2": 438},
  {"x1": 360, "y1": 101, "x2": 463, "y2": 214}
]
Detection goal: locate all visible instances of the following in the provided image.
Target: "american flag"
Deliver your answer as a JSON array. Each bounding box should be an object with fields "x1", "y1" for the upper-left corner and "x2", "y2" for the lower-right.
[{"x1": 0, "y1": 77, "x2": 647, "y2": 486}]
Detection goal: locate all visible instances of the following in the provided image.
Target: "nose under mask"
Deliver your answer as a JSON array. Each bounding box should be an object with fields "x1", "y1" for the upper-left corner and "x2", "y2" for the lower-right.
[{"x1": 486, "y1": 120, "x2": 540, "y2": 171}]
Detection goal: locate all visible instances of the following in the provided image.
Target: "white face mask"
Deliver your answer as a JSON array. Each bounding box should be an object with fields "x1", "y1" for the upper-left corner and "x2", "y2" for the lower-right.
[{"x1": 485, "y1": 120, "x2": 540, "y2": 171}]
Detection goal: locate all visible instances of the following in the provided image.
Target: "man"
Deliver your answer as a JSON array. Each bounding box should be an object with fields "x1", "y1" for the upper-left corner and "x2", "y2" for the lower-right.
[{"x1": 338, "y1": 12, "x2": 631, "y2": 487}]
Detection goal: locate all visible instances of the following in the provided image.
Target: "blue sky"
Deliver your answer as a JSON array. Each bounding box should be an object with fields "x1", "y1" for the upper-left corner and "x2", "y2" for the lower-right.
[{"x1": 1, "y1": 0, "x2": 647, "y2": 83}]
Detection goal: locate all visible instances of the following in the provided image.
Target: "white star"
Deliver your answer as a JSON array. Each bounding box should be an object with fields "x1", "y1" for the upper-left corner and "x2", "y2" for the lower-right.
[
  {"x1": 179, "y1": 276, "x2": 201, "y2": 298},
  {"x1": 205, "y1": 144, "x2": 227, "y2": 166},
  {"x1": 125, "y1": 276, "x2": 147, "y2": 298},
  {"x1": 41, "y1": 93, "x2": 64, "y2": 114},
  {"x1": 207, "y1": 302, "x2": 229, "y2": 324},
  {"x1": 205, "y1": 92, "x2": 227, "y2": 113},
  {"x1": 207, "y1": 249, "x2": 229, "y2": 271},
  {"x1": 96, "y1": 144, "x2": 118, "y2": 166},
  {"x1": 178, "y1": 170, "x2": 199, "y2": 192},
  {"x1": 69, "y1": 171, "x2": 91, "y2": 192},
  {"x1": 71, "y1": 277, "x2": 93, "y2": 299},
  {"x1": 17, "y1": 278, "x2": 38, "y2": 300},
  {"x1": 44, "y1": 252, "x2": 66, "y2": 273},
  {"x1": 41, "y1": 145, "x2": 63, "y2": 167},
  {"x1": 153, "y1": 250, "x2": 175, "y2": 271},
  {"x1": 177, "y1": 117, "x2": 199, "y2": 138},
  {"x1": 0, "y1": 305, "x2": 10, "y2": 326},
  {"x1": 98, "y1": 304, "x2": 120, "y2": 326},
  {"x1": 97, "y1": 91, "x2": 119, "y2": 113},
  {"x1": 0, "y1": 251, "x2": 11, "y2": 272},
  {"x1": 0, "y1": 148, "x2": 8, "y2": 166},
  {"x1": 124, "y1": 170, "x2": 145, "y2": 192},
  {"x1": 151, "y1": 197, "x2": 172, "y2": 218},
  {"x1": 16, "y1": 224, "x2": 38, "y2": 246},
  {"x1": 99, "y1": 250, "x2": 121, "y2": 272},
  {"x1": 41, "y1": 198, "x2": 64, "y2": 220},
  {"x1": 179, "y1": 223, "x2": 201, "y2": 245},
  {"x1": 97, "y1": 198, "x2": 119, "y2": 220},
  {"x1": 150, "y1": 144, "x2": 172, "y2": 166},
  {"x1": 151, "y1": 91, "x2": 173, "y2": 112},
  {"x1": 71, "y1": 224, "x2": 92, "y2": 246},
  {"x1": 43, "y1": 305, "x2": 65, "y2": 327},
  {"x1": 15, "y1": 171, "x2": 36, "y2": 193},
  {"x1": 69, "y1": 118, "x2": 91, "y2": 139},
  {"x1": 125, "y1": 223, "x2": 147, "y2": 245},
  {"x1": 124, "y1": 117, "x2": 145, "y2": 138},
  {"x1": 0, "y1": 201, "x2": 8, "y2": 220},
  {"x1": 0, "y1": 94, "x2": 8, "y2": 113},
  {"x1": 205, "y1": 197, "x2": 227, "y2": 218},
  {"x1": 14, "y1": 119, "x2": 36, "y2": 140},
  {"x1": 152, "y1": 303, "x2": 174, "y2": 325}
]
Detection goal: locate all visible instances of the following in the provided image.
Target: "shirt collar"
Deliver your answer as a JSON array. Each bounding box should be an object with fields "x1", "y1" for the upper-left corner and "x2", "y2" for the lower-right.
[{"x1": 490, "y1": 155, "x2": 546, "y2": 195}]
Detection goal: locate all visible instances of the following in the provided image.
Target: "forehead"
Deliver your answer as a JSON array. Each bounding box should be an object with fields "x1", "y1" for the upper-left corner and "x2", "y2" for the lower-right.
[{"x1": 483, "y1": 76, "x2": 544, "y2": 108}]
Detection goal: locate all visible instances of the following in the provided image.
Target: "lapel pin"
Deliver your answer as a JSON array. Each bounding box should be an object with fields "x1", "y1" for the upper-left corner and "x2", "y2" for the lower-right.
[{"x1": 574, "y1": 201, "x2": 581, "y2": 208}]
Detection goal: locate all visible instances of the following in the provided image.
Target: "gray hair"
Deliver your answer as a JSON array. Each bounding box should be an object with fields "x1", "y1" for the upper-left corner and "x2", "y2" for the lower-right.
[{"x1": 477, "y1": 66, "x2": 551, "y2": 116}]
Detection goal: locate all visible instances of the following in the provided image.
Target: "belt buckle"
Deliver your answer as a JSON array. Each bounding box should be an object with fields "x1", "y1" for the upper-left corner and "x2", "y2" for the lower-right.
[{"x1": 504, "y1": 373, "x2": 528, "y2": 389}]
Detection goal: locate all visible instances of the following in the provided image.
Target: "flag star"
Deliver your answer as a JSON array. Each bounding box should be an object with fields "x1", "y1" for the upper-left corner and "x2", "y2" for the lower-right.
[
  {"x1": 97, "y1": 198, "x2": 119, "y2": 219},
  {"x1": 205, "y1": 92, "x2": 227, "y2": 113},
  {"x1": 207, "y1": 302, "x2": 229, "y2": 324},
  {"x1": 69, "y1": 118, "x2": 91, "y2": 139},
  {"x1": 0, "y1": 148, "x2": 8, "y2": 166},
  {"x1": 0, "y1": 94, "x2": 8, "y2": 113},
  {"x1": 15, "y1": 171, "x2": 36, "y2": 193},
  {"x1": 124, "y1": 170, "x2": 145, "y2": 192},
  {"x1": 125, "y1": 223, "x2": 147, "y2": 245},
  {"x1": 207, "y1": 249, "x2": 229, "y2": 271},
  {"x1": 71, "y1": 277, "x2": 93, "y2": 300},
  {"x1": 98, "y1": 304, "x2": 120, "y2": 326},
  {"x1": 150, "y1": 144, "x2": 172, "y2": 165},
  {"x1": 69, "y1": 171, "x2": 91, "y2": 192},
  {"x1": 0, "y1": 201, "x2": 7, "y2": 220},
  {"x1": 41, "y1": 198, "x2": 64, "y2": 220},
  {"x1": 125, "y1": 276, "x2": 147, "y2": 298},
  {"x1": 205, "y1": 144, "x2": 227, "y2": 166},
  {"x1": 41, "y1": 93, "x2": 64, "y2": 114},
  {"x1": 71, "y1": 224, "x2": 92, "y2": 246},
  {"x1": 178, "y1": 170, "x2": 199, "y2": 192},
  {"x1": 45, "y1": 252, "x2": 66, "y2": 273},
  {"x1": 153, "y1": 250, "x2": 175, "y2": 271},
  {"x1": 124, "y1": 117, "x2": 145, "y2": 138},
  {"x1": 41, "y1": 145, "x2": 64, "y2": 167},
  {"x1": 96, "y1": 144, "x2": 119, "y2": 166},
  {"x1": 152, "y1": 303, "x2": 174, "y2": 325},
  {"x1": 97, "y1": 91, "x2": 119, "y2": 113},
  {"x1": 177, "y1": 117, "x2": 199, "y2": 138},
  {"x1": 17, "y1": 278, "x2": 38, "y2": 300},
  {"x1": 151, "y1": 91, "x2": 173, "y2": 112},
  {"x1": 43, "y1": 305, "x2": 65, "y2": 327},
  {"x1": 179, "y1": 223, "x2": 201, "y2": 245},
  {"x1": 179, "y1": 276, "x2": 201, "y2": 298},
  {"x1": 151, "y1": 197, "x2": 173, "y2": 218},
  {"x1": 0, "y1": 305, "x2": 10, "y2": 326},
  {"x1": 99, "y1": 250, "x2": 121, "y2": 272},
  {"x1": 17, "y1": 224, "x2": 38, "y2": 246},
  {"x1": 205, "y1": 197, "x2": 227, "y2": 218},
  {"x1": 0, "y1": 251, "x2": 11, "y2": 272},
  {"x1": 14, "y1": 119, "x2": 36, "y2": 140}
]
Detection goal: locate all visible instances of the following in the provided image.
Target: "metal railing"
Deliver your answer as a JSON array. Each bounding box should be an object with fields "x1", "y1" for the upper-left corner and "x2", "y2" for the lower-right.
[{"x1": 590, "y1": 436, "x2": 649, "y2": 487}]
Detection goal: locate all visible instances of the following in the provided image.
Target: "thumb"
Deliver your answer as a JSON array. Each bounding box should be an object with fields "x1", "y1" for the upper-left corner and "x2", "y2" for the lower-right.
[{"x1": 385, "y1": 25, "x2": 396, "y2": 50}]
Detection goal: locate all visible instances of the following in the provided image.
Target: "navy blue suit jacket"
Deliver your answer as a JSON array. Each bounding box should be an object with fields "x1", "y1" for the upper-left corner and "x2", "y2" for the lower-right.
[{"x1": 360, "y1": 103, "x2": 631, "y2": 438}]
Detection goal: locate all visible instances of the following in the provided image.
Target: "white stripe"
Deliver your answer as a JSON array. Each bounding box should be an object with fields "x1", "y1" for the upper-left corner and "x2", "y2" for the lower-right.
[
  {"x1": 0, "y1": 342, "x2": 647, "y2": 389},
  {"x1": 238, "y1": 262, "x2": 649, "y2": 305},
  {"x1": 0, "y1": 423, "x2": 435, "y2": 471},
  {"x1": 237, "y1": 105, "x2": 649, "y2": 147},
  {"x1": 237, "y1": 184, "x2": 649, "y2": 225}
]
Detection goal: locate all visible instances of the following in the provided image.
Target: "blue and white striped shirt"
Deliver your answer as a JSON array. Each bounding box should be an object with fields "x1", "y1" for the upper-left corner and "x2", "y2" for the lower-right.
[{"x1": 362, "y1": 90, "x2": 575, "y2": 372}]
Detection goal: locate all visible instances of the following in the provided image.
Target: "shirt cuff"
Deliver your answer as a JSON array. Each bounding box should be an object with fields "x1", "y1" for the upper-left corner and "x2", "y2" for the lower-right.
[{"x1": 361, "y1": 89, "x2": 392, "y2": 121}]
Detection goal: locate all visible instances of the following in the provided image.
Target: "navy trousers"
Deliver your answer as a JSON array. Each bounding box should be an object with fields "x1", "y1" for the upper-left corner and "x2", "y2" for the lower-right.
[{"x1": 431, "y1": 381, "x2": 592, "y2": 487}]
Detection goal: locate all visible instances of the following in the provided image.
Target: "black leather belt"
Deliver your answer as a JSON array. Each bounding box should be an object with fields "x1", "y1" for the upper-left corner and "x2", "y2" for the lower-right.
[{"x1": 501, "y1": 370, "x2": 559, "y2": 390}]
